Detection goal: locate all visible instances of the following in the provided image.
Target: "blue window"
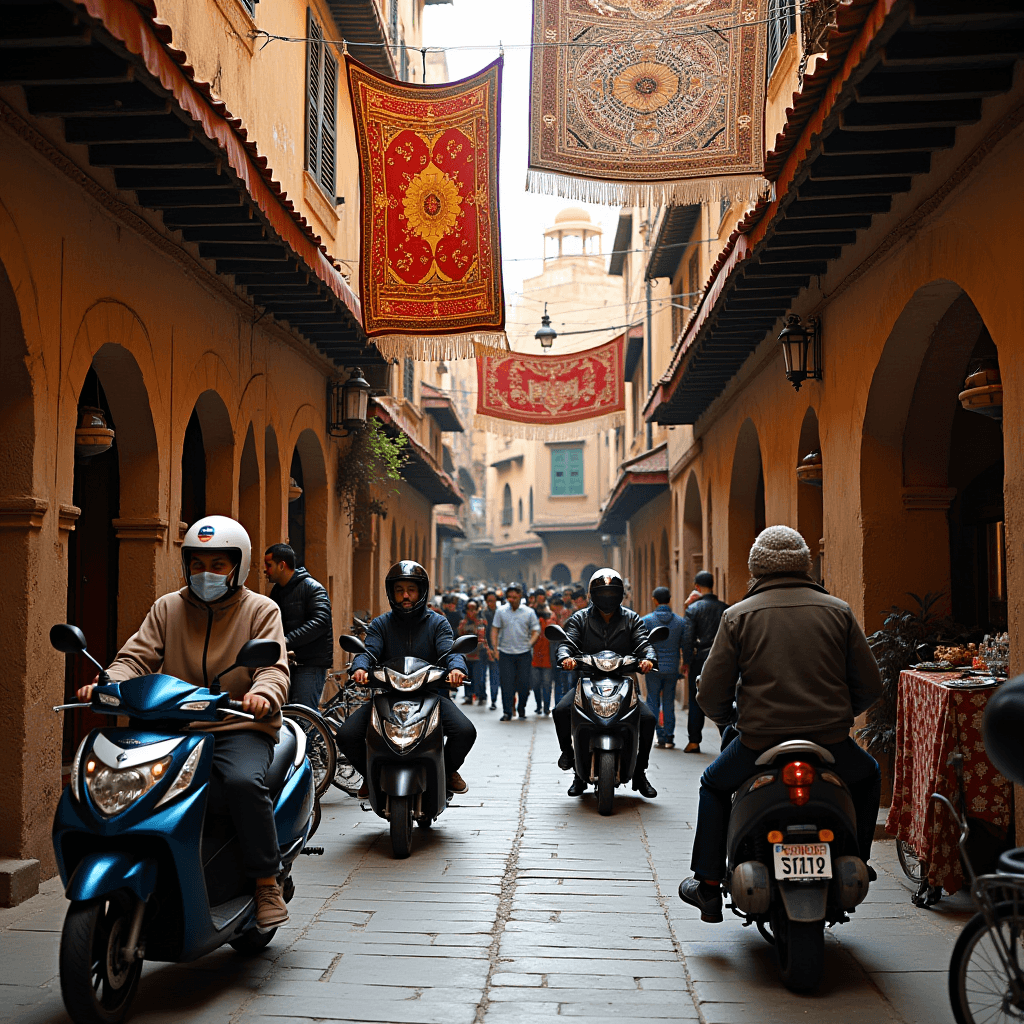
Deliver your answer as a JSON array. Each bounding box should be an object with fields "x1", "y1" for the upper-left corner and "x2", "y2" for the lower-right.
[{"x1": 551, "y1": 448, "x2": 583, "y2": 496}]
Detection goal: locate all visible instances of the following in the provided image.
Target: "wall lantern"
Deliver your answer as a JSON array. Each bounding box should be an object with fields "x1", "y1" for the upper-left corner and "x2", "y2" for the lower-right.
[
  {"x1": 75, "y1": 406, "x2": 115, "y2": 461},
  {"x1": 535, "y1": 302, "x2": 557, "y2": 350},
  {"x1": 288, "y1": 477, "x2": 304, "y2": 503},
  {"x1": 959, "y1": 362, "x2": 1002, "y2": 422},
  {"x1": 778, "y1": 314, "x2": 822, "y2": 391},
  {"x1": 796, "y1": 450, "x2": 823, "y2": 487},
  {"x1": 327, "y1": 366, "x2": 372, "y2": 436}
]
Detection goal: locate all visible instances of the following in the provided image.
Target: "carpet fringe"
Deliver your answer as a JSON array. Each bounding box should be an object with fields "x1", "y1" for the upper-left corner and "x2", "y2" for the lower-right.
[
  {"x1": 371, "y1": 332, "x2": 509, "y2": 362},
  {"x1": 473, "y1": 411, "x2": 625, "y2": 440},
  {"x1": 525, "y1": 169, "x2": 774, "y2": 208}
]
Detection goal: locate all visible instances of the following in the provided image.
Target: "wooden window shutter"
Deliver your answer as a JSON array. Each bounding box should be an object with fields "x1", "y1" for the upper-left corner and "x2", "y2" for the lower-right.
[
  {"x1": 566, "y1": 449, "x2": 583, "y2": 494},
  {"x1": 320, "y1": 46, "x2": 338, "y2": 195},
  {"x1": 551, "y1": 449, "x2": 566, "y2": 495},
  {"x1": 305, "y1": 10, "x2": 323, "y2": 183}
]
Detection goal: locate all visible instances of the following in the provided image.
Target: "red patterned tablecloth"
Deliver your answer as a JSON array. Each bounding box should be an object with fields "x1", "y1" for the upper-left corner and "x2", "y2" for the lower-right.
[{"x1": 885, "y1": 670, "x2": 1012, "y2": 893}]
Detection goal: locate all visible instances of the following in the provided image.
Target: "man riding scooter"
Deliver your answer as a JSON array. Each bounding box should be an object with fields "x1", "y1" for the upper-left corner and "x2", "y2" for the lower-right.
[
  {"x1": 75, "y1": 515, "x2": 292, "y2": 931},
  {"x1": 554, "y1": 568, "x2": 659, "y2": 799},
  {"x1": 336, "y1": 561, "x2": 476, "y2": 797}
]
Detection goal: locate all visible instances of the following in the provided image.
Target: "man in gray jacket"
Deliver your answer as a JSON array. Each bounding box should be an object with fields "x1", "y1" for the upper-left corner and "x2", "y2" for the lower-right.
[{"x1": 678, "y1": 526, "x2": 882, "y2": 923}]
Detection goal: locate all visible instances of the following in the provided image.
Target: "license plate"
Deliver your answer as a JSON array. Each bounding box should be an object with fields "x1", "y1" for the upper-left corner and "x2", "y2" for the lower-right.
[{"x1": 773, "y1": 843, "x2": 832, "y2": 879}]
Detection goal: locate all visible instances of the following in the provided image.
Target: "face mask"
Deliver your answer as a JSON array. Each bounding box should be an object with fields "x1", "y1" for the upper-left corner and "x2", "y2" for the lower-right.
[
  {"x1": 190, "y1": 571, "x2": 233, "y2": 603},
  {"x1": 592, "y1": 592, "x2": 621, "y2": 613}
]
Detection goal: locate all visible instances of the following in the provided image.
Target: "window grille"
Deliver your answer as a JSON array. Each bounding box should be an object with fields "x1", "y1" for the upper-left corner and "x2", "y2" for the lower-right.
[
  {"x1": 305, "y1": 11, "x2": 337, "y2": 198},
  {"x1": 767, "y1": 0, "x2": 796, "y2": 75},
  {"x1": 551, "y1": 448, "x2": 584, "y2": 496}
]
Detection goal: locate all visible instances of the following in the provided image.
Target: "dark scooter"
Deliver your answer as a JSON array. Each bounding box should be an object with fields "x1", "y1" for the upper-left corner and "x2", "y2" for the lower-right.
[
  {"x1": 724, "y1": 738, "x2": 870, "y2": 992},
  {"x1": 337, "y1": 632, "x2": 477, "y2": 858},
  {"x1": 50, "y1": 624, "x2": 317, "y2": 1024},
  {"x1": 545, "y1": 622, "x2": 668, "y2": 816}
]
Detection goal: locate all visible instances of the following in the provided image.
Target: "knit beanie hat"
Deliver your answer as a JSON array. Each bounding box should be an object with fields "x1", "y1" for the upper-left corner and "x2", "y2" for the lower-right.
[{"x1": 748, "y1": 526, "x2": 812, "y2": 577}]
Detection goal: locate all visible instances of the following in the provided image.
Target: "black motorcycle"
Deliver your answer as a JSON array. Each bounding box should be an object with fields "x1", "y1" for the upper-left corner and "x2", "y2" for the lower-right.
[
  {"x1": 725, "y1": 738, "x2": 870, "y2": 991},
  {"x1": 337, "y1": 633, "x2": 476, "y2": 858},
  {"x1": 545, "y1": 622, "x2": 668, "y2": 816}
]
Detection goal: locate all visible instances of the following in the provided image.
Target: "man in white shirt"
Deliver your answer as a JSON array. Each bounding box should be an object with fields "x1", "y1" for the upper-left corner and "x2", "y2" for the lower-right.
[{"x1": 490, "y1": 582, "x2": 540, "y2": 721}]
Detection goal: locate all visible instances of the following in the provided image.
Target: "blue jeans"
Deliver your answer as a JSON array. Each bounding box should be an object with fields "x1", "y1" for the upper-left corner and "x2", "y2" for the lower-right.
[
  {"x1": 498, "y1": 651, "x2": 533, "y2": 716},
  {"x1": 465, "y1": 659, "x2": 487, "y2": 701},
  {"x1": 532, "y1": 666, "x2": 553, "y2": 712},
  {"x1": 552, "y1": 668, "x2": 571, "y2": 704},
  {"x1": 690, "y1": 736, "x2": 881, "y2": 882},
  {"x1": 486, "y1": 658, "x2": 500, "y2": 704},
  {"x1": 290, "y1": 664, "x2": 327, "y2": 709},
  {"x1": 645, "y1": 672, "x2": 677, "y2": 743}
]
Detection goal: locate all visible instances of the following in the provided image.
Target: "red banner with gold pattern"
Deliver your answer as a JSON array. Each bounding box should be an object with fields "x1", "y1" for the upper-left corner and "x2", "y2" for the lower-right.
[
  {"x1": 476, "y1": 337, "x2": 625, "y2": 439},
  {"x1": 347, "y1": 57, "x2": 507, "y2": 360}
]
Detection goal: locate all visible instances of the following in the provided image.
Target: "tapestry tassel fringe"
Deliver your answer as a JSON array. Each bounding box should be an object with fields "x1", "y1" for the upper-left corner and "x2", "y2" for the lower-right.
[
  {"x1": 371, "y1": 332, "x2": 510, "y2": 362},
  {"x1": 473, "y1": 410, "x2": 626, "y2": 441},
  {"x1": 525, "y1": 170, "x2": 775, "y2": 208}
]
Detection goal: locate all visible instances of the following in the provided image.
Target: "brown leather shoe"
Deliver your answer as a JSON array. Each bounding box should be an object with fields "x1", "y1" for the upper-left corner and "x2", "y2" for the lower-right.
[
  {"x1": 448, "y1": 771, "x2": 469, "y2": 795},
  {"x1": 255, "y1": 883, "x2": 289, "y2": 931},
  {"x1": 684, "y1": 742, "x2": 700, "y2": 753}
]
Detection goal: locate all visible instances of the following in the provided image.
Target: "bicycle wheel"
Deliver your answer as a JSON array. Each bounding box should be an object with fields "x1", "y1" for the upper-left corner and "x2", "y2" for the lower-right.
[
  {"x1": 897, "y1": 840, "x2": 926, "y2": 886},
  {"x1": 282, "y1": 705, "x2": 336, "y2": 800},
  {"x1": 949, "y1": 901, "x2": 1024, "y2": 1024}
]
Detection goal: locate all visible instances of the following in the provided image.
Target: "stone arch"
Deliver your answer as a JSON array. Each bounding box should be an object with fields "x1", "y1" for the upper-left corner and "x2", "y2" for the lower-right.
[
  {"x1": 182, "y1": 389, "x2": 235, "y2": 521},
  {"x1": 861, "y1": 282, "x2": 1005, "y2": 630},
  {"x1": 265, "y1": 426, "x2": 283, "y2": 550},
  {"x1": 658, "y1": 529, "x2": 670, "y2": 589},
  {"x1": 292, "y1": 428, "x2": 328, "y2": 586},
  {"x1": 797, "y1": 407, "x2": 824, "y2": 583},
  {"x1": 728, "y1": 419, "x2": 765, "y2": 603},
  {"x1": 551, "y1": 562, "x2": 571, "y2": 586},
  {"x1": 682, "y1": 471, "x2": 703, "y2": 589},
  {"x1": 238, "y1": 424, "x2": 260, "y2": 588},
  {"x1": 581, "y1": 563, "x2": 599, "y2": 586}
]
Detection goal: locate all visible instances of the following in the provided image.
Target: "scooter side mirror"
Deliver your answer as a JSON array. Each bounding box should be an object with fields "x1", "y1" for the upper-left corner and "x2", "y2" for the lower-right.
[
  {"x1": 339, "y1": 634, "x2": 369, "y2": 656},
  {"x1": 50, "y1": 623, "x2": 88, "y2": 654},
  {"x1": 235, "y1": 639, "x2": 281, "y2": 669},
  {"x1": 646, "y1": 625, "x2": 669, "y2": 645},
  {"x1": 449, "y1": 635, "x2": 478, "y2": 655},
  {"x1": 544, "y1": 623, "x2": 569, "y2": 643}
]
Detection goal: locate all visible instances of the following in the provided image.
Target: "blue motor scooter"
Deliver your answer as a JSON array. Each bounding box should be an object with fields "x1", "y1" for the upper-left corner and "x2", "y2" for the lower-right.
[{"x1": 49, "y1": 623, "x2": 316, "y2": 1024}]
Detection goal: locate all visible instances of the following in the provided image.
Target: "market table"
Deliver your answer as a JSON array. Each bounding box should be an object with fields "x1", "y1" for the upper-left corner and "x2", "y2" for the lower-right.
[{"x1": 885, "y1": 669, "x2": 1012, "y2": 894}]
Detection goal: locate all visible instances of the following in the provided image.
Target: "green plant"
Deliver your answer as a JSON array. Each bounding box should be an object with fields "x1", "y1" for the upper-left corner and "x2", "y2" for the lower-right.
[
  {"x1": 856, "y1": 591, "x2": 960, "y2": 755},
  {"x1": 335, "y1": 419, "x2": 407, "y2": 540}
]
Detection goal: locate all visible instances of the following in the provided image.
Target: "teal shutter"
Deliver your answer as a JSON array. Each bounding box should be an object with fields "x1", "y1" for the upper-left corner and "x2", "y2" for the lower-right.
[
  {"x1": 551, "y1": 449, "x2": 583, "y2": 495},
  {"x1": 567, "y1": 448, "x2": 583, "y2": 494},
  {"x1": 551, "y1": 449, "x2": 566, "y2": 495}
]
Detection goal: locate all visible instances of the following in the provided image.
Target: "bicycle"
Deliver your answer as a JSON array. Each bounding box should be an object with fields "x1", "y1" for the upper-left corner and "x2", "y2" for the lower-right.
[
  {"x1": 934, "y1": 792, "x2": 1024, "y2": 1024},
  {"x1": 318, "y1": 669, "x2": 371, "y2": 796}
]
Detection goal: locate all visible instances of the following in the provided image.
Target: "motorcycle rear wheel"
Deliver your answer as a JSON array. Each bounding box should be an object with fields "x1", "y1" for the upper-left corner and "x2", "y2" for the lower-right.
[
  {"x1": 60, "y1": 895, "x2": 143, "y2": 1024},
  {"x1": 774, "y1": 915, "x2": 824, "y2": 992},
  {"x1": 596, "y1": 750, "x2": 615, "y2": 816},
  {"x1": 390, "y1": 795, "x2": 413, "y2": 858}
]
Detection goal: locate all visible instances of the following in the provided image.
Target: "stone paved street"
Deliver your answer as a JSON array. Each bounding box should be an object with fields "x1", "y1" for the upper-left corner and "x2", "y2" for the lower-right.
[{"x1": 1, "y1": 706, "x2": 974, "y2": 1024}]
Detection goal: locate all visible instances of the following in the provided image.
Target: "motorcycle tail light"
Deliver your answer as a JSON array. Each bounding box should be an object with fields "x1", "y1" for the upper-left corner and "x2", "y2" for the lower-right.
[
  {"x1": 781, "y1": 761, "x2": 815, "y2": 786},
  {"x1": 789, "y1": 786, "x2": 811, "y2": 806}
]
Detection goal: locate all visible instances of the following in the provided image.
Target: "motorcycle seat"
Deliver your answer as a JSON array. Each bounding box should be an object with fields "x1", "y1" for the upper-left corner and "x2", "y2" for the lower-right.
[{"x1": 265, "y1": 718, "x2": 300, "y2": 798}]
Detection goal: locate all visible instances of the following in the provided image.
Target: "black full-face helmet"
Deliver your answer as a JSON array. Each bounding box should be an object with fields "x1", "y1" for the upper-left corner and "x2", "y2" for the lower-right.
[
  {"x1": 385, "y1": 560, "x2": 430, "y2": 618},
  {"x1": 588, "y1": 567, "x2": 624, "y2": 614}
]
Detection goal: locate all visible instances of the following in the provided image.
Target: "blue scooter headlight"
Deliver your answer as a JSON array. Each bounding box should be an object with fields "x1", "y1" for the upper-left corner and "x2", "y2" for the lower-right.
[{"x1": 85, "y1": 755, "x2": 172, "y2": 817}]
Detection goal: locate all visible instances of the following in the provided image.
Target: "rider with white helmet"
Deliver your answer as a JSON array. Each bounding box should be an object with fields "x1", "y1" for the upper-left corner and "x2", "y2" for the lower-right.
[{"x1": 76, "y1": 515, "x2": 292, "y2": 930}]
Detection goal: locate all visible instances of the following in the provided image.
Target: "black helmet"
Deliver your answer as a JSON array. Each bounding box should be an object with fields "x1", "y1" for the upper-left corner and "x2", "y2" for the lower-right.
[
  {"x1": 384, "y1": 560, "x2": 430, "y2": 618},
  {"x1": 589, "y1": 567, "x2": 623, "y2": 614}
]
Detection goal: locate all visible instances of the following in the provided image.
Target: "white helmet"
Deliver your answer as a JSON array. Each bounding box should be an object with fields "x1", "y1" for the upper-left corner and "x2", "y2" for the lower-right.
[{"x1": 181, "y1": 515, "x2": 251, "y2": 601}]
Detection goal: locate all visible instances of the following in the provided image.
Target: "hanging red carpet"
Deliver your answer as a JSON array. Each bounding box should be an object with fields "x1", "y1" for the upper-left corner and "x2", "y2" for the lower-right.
[
  {"x1": 347, "y1": 57, "x2": 508, "y2": 360},
  {"x1": 476, "y1": 335, "x2": 625, "y2": 439},
  {"x1": 528, "y1": 0, "x2": 772, "y2": 206}
]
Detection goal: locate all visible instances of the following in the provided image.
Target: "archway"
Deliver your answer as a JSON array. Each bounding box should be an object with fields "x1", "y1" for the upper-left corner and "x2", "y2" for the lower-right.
[
  {"x1": 181, "y1": 389, "x2": 234, "y2": 524},
  {"x1": 797, "y1": 407, "x2": 824, "y2": 583},
  {"x1": 861, "y1": 283, "x2": 1005, "y2": 631},
  {"x1": 501, "y1": 483, "x2": 512, "y2": 526},
  {"x1": 682, "y1": 471, "x2": 703, "y2": 590},
  {"x1": 728, "y1": 419, "x2": 765, "y2": 603},
  {"x1": 581, "y1": 563, "x2": 599, "y2": 587},
  {"x1": 291, "y1": 429, "x2": 328, "y2": 585},
  {"x1": 551, "y1": 562, "x2": 571, "y2": 586},
  {"x1": 658, "y1": 530, "x2": 670, "y2": 589},
  {"x1": 265, "y1": 427, "x2": 283, "y2": 551},
  {"x1": 238, "y1": 424, "x2": 260, "y2": 589}
]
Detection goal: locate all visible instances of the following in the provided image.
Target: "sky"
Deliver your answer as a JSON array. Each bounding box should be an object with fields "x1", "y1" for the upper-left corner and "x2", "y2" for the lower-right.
[{"x1": 421, "y1": 0, "x2": 624, "y2": 329}]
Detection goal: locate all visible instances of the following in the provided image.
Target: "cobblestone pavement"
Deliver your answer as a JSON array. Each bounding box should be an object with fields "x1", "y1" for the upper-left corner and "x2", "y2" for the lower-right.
[{"x1": 1, "y1": 705, "x2": 975, "y2": 1024}]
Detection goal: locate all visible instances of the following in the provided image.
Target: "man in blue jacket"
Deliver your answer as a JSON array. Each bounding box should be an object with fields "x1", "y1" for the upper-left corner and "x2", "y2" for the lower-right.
[{"x1": 642, "y1": 587, "x2": 687, "y2": 749}]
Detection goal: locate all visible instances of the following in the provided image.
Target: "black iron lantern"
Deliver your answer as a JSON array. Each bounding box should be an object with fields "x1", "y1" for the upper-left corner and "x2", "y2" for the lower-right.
[
  {"x1": 778, "y1": 314, "x2": 822, "y2": 391},
  {"x1": 328, "y1": 367, "x2": 371, "y2": 436},
  {"x1": 535, "y1": 303, "x2": 557, "y2": 350}
]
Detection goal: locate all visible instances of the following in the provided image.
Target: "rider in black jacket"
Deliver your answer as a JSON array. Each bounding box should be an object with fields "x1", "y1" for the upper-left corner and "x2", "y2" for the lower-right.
[
  {"x1": 553, "y1": 569, "x2": 659, "y2": 799},
  {"x1": 680, "y1": 571, "x2": 729, "y2": 752},
  {"x1": 335, "y1": 561, "x2": 475, "y2": 796}
]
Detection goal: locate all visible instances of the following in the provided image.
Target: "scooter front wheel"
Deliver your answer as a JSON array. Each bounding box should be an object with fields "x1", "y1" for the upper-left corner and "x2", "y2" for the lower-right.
[
  {"x1": 390, "y1": 795, "x2": 414, "y2": 858},
  {"x1": 596, "y1": 750, "x2": 616, "y2": 816},
  {"x1": 60, "y1": 895, "x2": 143, "y2": 1024}
]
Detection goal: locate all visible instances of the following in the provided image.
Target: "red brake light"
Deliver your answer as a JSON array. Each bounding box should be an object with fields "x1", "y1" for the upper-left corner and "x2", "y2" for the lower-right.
[
  {"x1": 781, "y1": 761, "x2": 815, "y2": 787},
  {"x1": 789, "y1": 786, "x2": 811, "y2": 806}
]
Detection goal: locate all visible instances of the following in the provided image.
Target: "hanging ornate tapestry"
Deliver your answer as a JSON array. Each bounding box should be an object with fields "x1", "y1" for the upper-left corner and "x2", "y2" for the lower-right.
[
  {"x1": 528, "y1": 0, "x2": 772, "y2": 206},
  {"x1": 347, "y1": 57, "x2": 508, "y2": 360},
  {"x1": 476, "y1": 336, "x2": 625, "y2": 439}
]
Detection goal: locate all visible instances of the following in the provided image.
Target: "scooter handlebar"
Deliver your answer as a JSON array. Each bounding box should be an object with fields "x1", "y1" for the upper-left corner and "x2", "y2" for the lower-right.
[{"x1": 218, "y1": 700, "x2": 255, "y2": 721}]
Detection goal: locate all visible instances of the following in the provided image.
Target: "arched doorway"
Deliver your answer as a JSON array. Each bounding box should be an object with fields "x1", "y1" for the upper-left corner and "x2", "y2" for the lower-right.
[
  {"x1": 797, "y1": 407, "x2": 824, "y2": 584},
  {"x1": 728, "y1": 419, "x2": 765, "y2": 603},
  {"x1": 551, "y1": 562, "x2": 571, "y2": 586},
  {"x1": 658, "y1": 530, "x2": 670, "y2": 589},
  {"x1": 238, "y1": 424, "x2": 260, "y2": 589},
  {"x1": 581, "y1": 563, "x2": 599, "y2": 586},
  {"x1": 682, "y1": 471, "x2": 703, "y2": 590},
  {"x1": 862, "y1": 284, "x2": 1005, "y2": 632},
  {"x1": 501, "y1": 484, "x2": 512, "y2": 526},
  {"x1": 181, "y1": 390, "x2": 234, "y2": 525},
  {"x1": 290, "y1": 429, "x2": 328, "y2": 585},
  {"x1": 265, "y1": 427, "x2": 283, "y2": 551}
]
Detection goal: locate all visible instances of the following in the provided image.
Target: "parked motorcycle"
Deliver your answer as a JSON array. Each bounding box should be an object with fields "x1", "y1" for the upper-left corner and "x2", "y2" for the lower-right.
[
  {"x1": 337, "y1": 632, "x2": 477, "y2": 858},
  {"x1": 544, "y1": 622, "x2": 668, "y2": 816},
  {"x1": 724, "y1": 738, "x2": 870, "y2": 992},
  {"x1": 49, "y1": 623, "x2": 316, "y2": 1024}
]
